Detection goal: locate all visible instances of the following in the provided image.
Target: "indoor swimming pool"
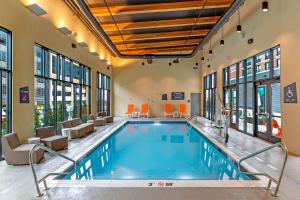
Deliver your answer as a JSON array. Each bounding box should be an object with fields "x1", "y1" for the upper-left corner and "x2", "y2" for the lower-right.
[{"x1": 63, "y1": 122, "x2": 253, "y2": 180}]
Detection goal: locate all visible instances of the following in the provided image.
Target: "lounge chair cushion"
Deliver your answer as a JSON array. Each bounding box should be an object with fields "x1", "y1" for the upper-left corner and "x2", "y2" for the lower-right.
[
  {"x1": 71, "y1": 118, "x2": 82, "y2": 127},
  {"x1": 2, "y1": 133, "x2": 44, "y2": 165},
  {"x1": 41, "y1": 136, "x2": 68, "y2": 151},
  {"x1": 6, "y1": 132, "x2": 21, "y2": 149},
  {"x1": 36, "y1": 126, "x2": 55, "y2": 138},
  {"x1": 94, "y1": 118, "x2": 106, "y2": 126},
  {"x1": 103, "y1": 116, "x2": 113, "y2": 123},
  {"x1": 97, "y1": 112, "x2": 107, "y2": 117},
  {"x1": 61, "y1": 120, "x2": 72, "y2": 129}
]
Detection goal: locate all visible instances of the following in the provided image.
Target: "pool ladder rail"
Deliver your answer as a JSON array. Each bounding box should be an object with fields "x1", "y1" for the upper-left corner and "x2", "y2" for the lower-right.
[
  {"x1": 29, "y1": 144, "x2": 77, "y2": 197},
  {"x1": 186, "y1": 115, "x2": 198, "y2": 123},
  {"x1": 238, "y1": 142, "x2": 288, "y2": 197}
]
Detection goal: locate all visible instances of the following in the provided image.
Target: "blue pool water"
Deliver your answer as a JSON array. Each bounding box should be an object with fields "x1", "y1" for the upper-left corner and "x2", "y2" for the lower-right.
[{"x1": 63, "y1": 122, "x2": 252, "y2": 180}]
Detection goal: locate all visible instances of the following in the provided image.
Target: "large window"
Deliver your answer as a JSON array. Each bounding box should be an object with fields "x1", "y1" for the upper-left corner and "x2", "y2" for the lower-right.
[
  {"x1": 203, "y1": 72, "x2": 217, "y2": 120},
  {"x1": 34, "y1": 45, "x2": 91, "y2": 130},
  {"x1": 0, "y1": 28, "x2": 12, "y2": 160},
  {"x1": 0, "y1": 28, "x2": 12, "y2": 136},
  {"x1": 223, "y1": 46, "x2": 281, "y2": 142},
  {"x1": 97, "y1": 72, "x2": 111, "y2": 115}
]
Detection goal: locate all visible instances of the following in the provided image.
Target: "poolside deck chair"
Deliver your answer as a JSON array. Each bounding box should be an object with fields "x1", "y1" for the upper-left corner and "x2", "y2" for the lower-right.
[
  {"x1": 139, "y1": 104, "x2": 150, "y2": 118},
  {"x1": 125, "y1": 104, "x2": 135, "y2": 117},
  {"x1": 1, "y1": 132, "x2": 44, "y2": 165},
  {"x1": 164, "y1": 103, "x2": 174, "y2": 118},
  {"x1": 179, "y1": 103, "x2": 188, "y2": 118},
  {"x1": 272, "y1": 119, "x2": 282, "y2": 139}
]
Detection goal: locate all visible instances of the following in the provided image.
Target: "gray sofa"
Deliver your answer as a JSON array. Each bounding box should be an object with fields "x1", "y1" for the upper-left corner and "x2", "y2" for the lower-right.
[
  {"x1": 97, "y1": 112, "x2": 113, "y2": 123},
  {"x1": 61, "y1": 118, "x2": 94, "y2": 139},
  {"x1": 1, "y1": 132, "x2": 44, "y2": 165}
]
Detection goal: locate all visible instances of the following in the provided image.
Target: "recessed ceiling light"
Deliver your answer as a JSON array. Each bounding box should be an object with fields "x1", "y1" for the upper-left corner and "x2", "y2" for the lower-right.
[
  {"x1": 26, "y1": 3, "x2": 47, "y2": 16},
  {"x1": 78, "y1": 42, "x2": 88, "y2": 48},
  {"x1": 58, "y1": 27, "x2": 72, "y2": 36}
]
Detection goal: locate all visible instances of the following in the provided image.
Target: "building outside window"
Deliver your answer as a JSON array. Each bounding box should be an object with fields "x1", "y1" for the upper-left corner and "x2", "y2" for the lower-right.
[
  {"x1": 203, "y1": 72, "x2": 217, "y2": 120},
  {"x1": 0, "y1": 27, "x2": 12, "y2": 160},
  {"x1": 34, "y1": 44, "x2": 91, "y2": 131},
  {"x1": 97, "y1": 72, "x2": 111, "y2": 115}
]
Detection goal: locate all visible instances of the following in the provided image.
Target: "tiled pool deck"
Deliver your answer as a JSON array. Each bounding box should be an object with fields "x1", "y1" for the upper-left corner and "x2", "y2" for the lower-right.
[{"x1": 0, "y1": 117, "x2": 299, "y2": 200}]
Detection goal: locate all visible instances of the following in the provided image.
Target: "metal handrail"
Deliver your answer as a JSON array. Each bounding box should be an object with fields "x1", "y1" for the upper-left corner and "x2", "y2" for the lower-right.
[
  {"x1": 29, "y1": 144, "x2": 77, "y2": 197},
  {"x1": 186, "y1": 115, "x2": 198, "y2": 123},
  {"x1": 238, "y1": 142, "x2": 288, "y2": 197}
]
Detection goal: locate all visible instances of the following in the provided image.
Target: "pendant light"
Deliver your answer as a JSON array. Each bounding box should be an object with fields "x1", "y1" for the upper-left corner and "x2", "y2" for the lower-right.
[
  {"x1": 262, "y1": 1, "x2": 269, "y2": 12},
  {"x1": 220, "y1": 27, "x2": 225, "y2": 46},
  {"x1": 209, "y1": 40, "x2": 213, "y2": 55},
  {"x1": 236, "y1": 8, "x2": 242, "y2": 33}
]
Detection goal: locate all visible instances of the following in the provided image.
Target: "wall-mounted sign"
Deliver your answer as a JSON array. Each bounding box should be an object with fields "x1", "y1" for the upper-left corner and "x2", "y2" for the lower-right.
[
  {"x1": 20, "y1": 86, "x2": 29, "y2": 103},
  {"x1": 162, "y1": 93, "x2": 167, "y2": 100},
  {"x1": 284, "y1": 82, "x2": 297, "y2": 103},
  {"x1": 171, "y1": 92, "x2": 184, "y2": 100}
]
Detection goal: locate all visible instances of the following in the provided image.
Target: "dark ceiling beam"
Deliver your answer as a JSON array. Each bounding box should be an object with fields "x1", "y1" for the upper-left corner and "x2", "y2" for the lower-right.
[
  {"x1": 116, "y1": 38, "x2": 202, "y2": 50},
  {"x1": 90, "y1": 0, "x2": 233, "y2": 17},
  {"x1": 110, "y1": 29, "x2": 209, "y2": 44},
  {"x1": 102, "y1": 16, "x2": 220, "y2": 32},
  {"x1": 120, "y1": 46, "x2": 197, "y2": 55}
]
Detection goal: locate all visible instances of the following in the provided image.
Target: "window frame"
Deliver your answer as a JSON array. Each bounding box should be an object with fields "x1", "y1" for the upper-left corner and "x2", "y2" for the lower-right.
[
  {"x1": 97, "y1": 72, "x2": 111, "y2": 115},
  {"x1": 0, "y1": 27, "x2": 12, "y2": 160},
  {"x1": 203, "y1": 72, "x2": 217, "y2": 120},
  {"x1": 222, "y1": 45, "x2": 280, "y2": 136},
  {"x1": 34, "y1": 44, "x2": 91, "y2": 130}
]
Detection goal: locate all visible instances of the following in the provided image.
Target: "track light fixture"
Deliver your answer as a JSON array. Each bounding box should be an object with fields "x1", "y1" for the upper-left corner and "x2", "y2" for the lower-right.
[
  {"x1": 220, "y1": 27, "x2": 225, "y2": 46},
  {"x1": 262, "y1": 1, "x2": 269, "y2": 12},
  {"x1": 236, "y1": 8, "x2": 242, "y2": 33}
]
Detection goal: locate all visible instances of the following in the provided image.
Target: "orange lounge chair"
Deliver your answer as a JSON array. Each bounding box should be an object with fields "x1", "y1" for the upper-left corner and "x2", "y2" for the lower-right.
[
  {"x1": 125, "y1": 104, "x2": 135, "y2": 117},
  {"x1": 139, "y1": 104, "x2": 150, "y2": 118},
  {"x1": 272, "y1": 119, "x2": 282, "y2": 139},
  {"x1": 164, "y1": 103, "x2": 174, "y2": 118},
  {"x1": 179, "y1": 103, "x2": 188, "y2": 118}
]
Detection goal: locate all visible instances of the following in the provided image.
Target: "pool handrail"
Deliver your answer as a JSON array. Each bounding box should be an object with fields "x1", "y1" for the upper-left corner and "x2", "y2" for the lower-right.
[
  {"x1": 186, "y1": 115, "x2": 198, "y2": 123},
  {"x1": 29, "y1": 143, "x2": 77, "y2": 197},
  {"x1": 238, "y1": 142, "x2": 288, "y2": 197}
]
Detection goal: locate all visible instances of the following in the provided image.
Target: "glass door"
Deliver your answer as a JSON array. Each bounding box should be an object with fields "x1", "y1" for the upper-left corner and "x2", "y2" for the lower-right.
[
  {"x1": 231, "y1": 88, "x2": 237, "y2": 128},
  {"x1": 224, "y1": 87, "x2": 237, "y2": 128},
  {"x1": 255, "y1": 81, "x2": 281, "y2": 142}
]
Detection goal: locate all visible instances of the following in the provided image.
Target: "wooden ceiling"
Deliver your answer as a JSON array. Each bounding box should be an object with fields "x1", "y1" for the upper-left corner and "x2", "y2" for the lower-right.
[{"x1": 84, "y1": 0, "x2": 235, "y2": 56}]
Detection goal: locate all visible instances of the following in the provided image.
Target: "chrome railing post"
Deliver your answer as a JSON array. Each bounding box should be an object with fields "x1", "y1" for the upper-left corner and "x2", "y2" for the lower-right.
[
  {"x1": 272, "y1": 143, "x2": 288, "y2": 197},
  {"x1": 29, "y1": 145, "x2": 43, "y2": 197},
  {"x1": 29, "y1": 144, "x2": 77, "y2": 197},
  {"x1": 238, "y1": 142, "x2": 288, "y2": 197}
]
